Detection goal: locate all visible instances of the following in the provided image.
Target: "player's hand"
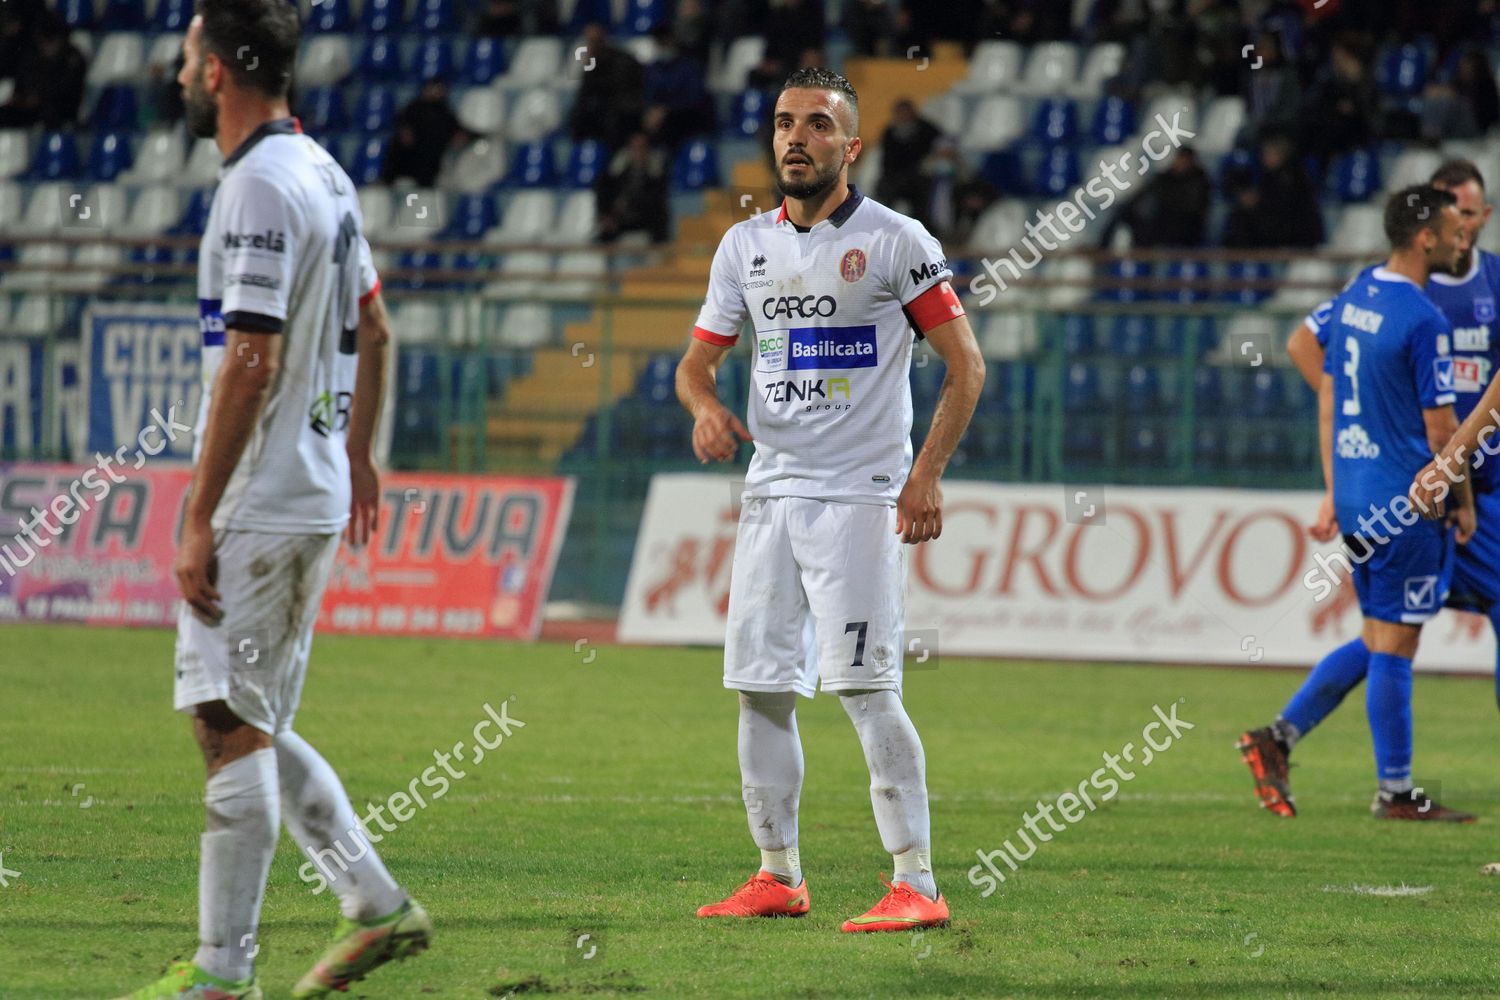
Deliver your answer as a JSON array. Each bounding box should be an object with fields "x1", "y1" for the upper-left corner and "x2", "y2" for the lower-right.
[
  {"x1": 1309, "y1": 492, "x2": 1339, "y2": 543},
  {"x1": 346, "y1": 456, "x2": 380, "y2": 548},
  {"x1": 692, "y1": 404, "x2": 752, "y2": 463},
  {"x1": 896, "y1": 471, "x2": 943, "y2": 544},
  {"x1": 1409, "y1": 459, "x2": 1450, "y2": 520},
  {"x1": 175, "y1": 519, "x2": 222, "y2": 622},
  {"x1": 1451, "y1": 502, "x2": 1477, "y2": 545}
]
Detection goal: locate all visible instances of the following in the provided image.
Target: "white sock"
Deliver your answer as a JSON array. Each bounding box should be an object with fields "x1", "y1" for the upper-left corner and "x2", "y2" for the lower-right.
[
  {"x1": 738, "y1": 691, "x2": 803, "y2": 887},
  {"x1": 840, "y1": 691, "x2": 937, "y2": 899},
  {"x1": 194, "y1": 748, "x2": 279, "y2": 983},
  {"x1": 275, "y1": 731, "x2": 407, "y2": 921}
]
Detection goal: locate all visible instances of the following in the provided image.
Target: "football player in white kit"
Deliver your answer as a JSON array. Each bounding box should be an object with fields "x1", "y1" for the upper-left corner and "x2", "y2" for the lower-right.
[
  {"x1": 117, "y1": 4, "x2": 428, "y2": 997},
  {"x1": 681, "y1": 69, "x2": 985, "y2": 932}
]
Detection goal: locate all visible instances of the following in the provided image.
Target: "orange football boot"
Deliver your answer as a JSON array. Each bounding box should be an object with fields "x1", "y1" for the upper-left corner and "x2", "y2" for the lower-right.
[
  {"x1": 841, "y1": 878, "x2": 949, "y2": 933},
  {"x1": 696, "y1": 871, "x2": 810, "y2": 918}
]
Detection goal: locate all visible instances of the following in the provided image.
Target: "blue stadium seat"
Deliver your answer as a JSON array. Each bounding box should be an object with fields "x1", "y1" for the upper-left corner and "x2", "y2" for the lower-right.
[
  {"x1": 1122, "y1": 364, "x2": 1164, "y2": 414},
  {"x1": 636, "y1": 352, "x2": 677, "y2": 403},
  {"x1": 1215, "y1": 147, "x2": 1257, "y2": 192},
  {"x1": 1098, "y1": 259, "x2": 1150, "y2": 303},
  {"x1": 300, "y1": 87, "x2": 348, "y2": 132},
  {"x1": 672, "y1": 140, "x2": 721, "y2": 190},
  {"x1": 1245, "y1": 427, "x2": 1292, "y2": 468},
  {"x1": 59, "y1": 0, "x2": 95, "y2": 30},
  {"x1": 88, "y1": 131, "x2": 133, "y2": 182},
  {"x1": 1123, "y1": 425, "x2": 1168, "y2": 464},
  {"x1": 1378, "y1": 43, "x2": 1427, "y2": 98},
  {"x1": 1192, "y1": 365, "x2": 1224, "y2": 409},
  {"x1": 1063, "y1": 362, "x2": 1104, "y2": 412},
  {"x1": 1032, "y1": 146, "x2": 1080, "y2": 197},
  {"x1": 99, "y1": 0, "x2": 145, "y2": 29},
  {"x1": 1060, "y1": 314, "x2": 1096, "y2": 356},
  {"x1": 30, "y1": 132, "x2": 80, "y2": 181},
  {"x1": 1331, "y1": 148, "x2": 1381, "y2": 202},
  {"x1": 727, "y1": 89, "x2": 770, "y2": 139},
  {"x1": 1091, "y1": 96, "x2": 1135, "y2": 144},
  {"x1": 171, "y1": 188, "x2": 214, "y2": 236},
  {"x1": 462, "y1": 37, "x2": 509, "y2": 85},
  {"x1": 362, "y1": 0, "x2": 404, "y2": 32},
  {"x1": 568, "y1": 0, "x2": 613, "y2": 31},
  {"x1": 307, "y1": 0, "x2": 352, "y2": 33},
  {"x1": 1110, "y1": 315, "x2": 1158, "y2": 358},
  {"x1": 358, "y1": 36, "x2": 404, "y2": 80},
  {"x1": 623, "y1": 0, "x2": 668, "y2": 35},
  {"x1": 509, "y1": 141, "x2": 559, "y2": 188},
  {"x1": 443, "y1": 193, "x2": 498, "y2": 239},
  {"x1": 121, "y1": 244, "x2": 175, "y2": 286},
  {"x1": 1245, "y1": 370, "x2": 1286, "y2": 418},
  {"x1": 393, "y1": 249, "x2": 446, "y2": 291},
  {"x1": 1223, "y1": 261, "x2": 1273, "y2": 304},
  {"x1": 353, "y1": 86, "x2": 398, "y2": 133},
  {"x1": 92, "y1": 84, "x2": 140, "y2": 130},
  {"x1": 565, "y1": 139, "x2": 608, "y2": 188},
  {"x1": 1193, "y1": 424, "x2": 1227, "y2": 467},
  {"x1": 910, "y1": 359, "x2": 945, "y2": 413},
  {"x1": 351, "y1": 137, "x2": 389, "y2": 185},
  {"x1": 979, "y1": 148, "x2": 1024, "y2": 194},
  {"x1": 414, "y1": 37, "x2": 454, "y2": 82},
  {"x1": 1030, "y1": 98, "x2": 1078, "y2": 144},
  {"x1": 412, "y1": 0, "x2": 458, "y2": 32},
  {"x1": 151, "y1": 0, "x2": 191, "y2": 30},
  {"x1": 1163, "y1": 260, "x2": 1208, "y2": 304}
]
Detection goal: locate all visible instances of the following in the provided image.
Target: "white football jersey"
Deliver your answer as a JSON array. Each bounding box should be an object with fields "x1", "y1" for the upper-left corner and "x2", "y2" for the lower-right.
[
  {"x1": 693, "y1": 186, "x2": 960, "y2": 503},
  {"x1": 196, "y1": 119, "x2": 379, "y2": 534}
]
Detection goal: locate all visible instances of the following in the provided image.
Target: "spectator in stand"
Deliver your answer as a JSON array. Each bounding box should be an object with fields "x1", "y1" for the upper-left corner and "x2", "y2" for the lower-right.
[
  {"x1": 0, "y1": 0, "x2": 45, "y2": 84},
  {"x1": 596, "y1": 131, "x2": 670, "y2": 245},
  {"x1": 673, "y1": 0, "x2": 713, "y2": 70},
  {"x1": 747, "y1": 0, "x2": 824, "y2": 89},
  {"x1": 1114, "y1": 146, "x2": 1213, "y2": 247},
  {"x1": 875, "y1": 99, "x2": 942, "y2": 224},
  {"x1": 1222, "y1": 134, "x2": 1324, "y2": 248},
  {"x1": 569, "y1": 22, "x2": 645, "y2": 151},
  {"x1": 1421, "y1": 49, "x2": 1500, "y2": 140},
  {"x1": 0, "y1": 10, "x2": 86, "y2": 129},
  {"x1": 382, "y1": 79, "x2": 468, "y2": 188},
  {"x1": 1243, "y1": 29, "x2": 1301, "y2": 142},
  {"x1": 473, "y1": 0, "x2": 559, "y2": 36},
  {"x1": 922, "y1": 137, "x2": 997, "y2": 246},
  {"x1": 642, "y1": 24, "x2": 715, "y2": 151},
  {"x1": 844, "y1": 0, "x2": 895, "y2": 57},
  {"x1": 1300, "y1": 32, "x2": 1378, "y2": 165},
  {"x1": 1191, "y1": 0, "x2": 1247, "y2": 96}
]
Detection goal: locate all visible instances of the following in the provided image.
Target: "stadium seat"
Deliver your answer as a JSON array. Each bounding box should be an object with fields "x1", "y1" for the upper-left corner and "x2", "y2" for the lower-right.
[
  {"x1": 959, "y1": 96, "x2": 1023, "y2": 152},
  {"x1": 1030, "y1": 98, "x2": 1079, "y2": 144},
  {"x1": 489, "y1": 190, "x2": 555, "y2": 244},
  {"x1": 1111, "y1": 315, "x2": 1159, "y2": 358},
  {"x1": 457, "y1": 87, "x2": 507, "y2": 135},
  {"x1": 1385, "y1": 148, "x2": 1443, "y2": 190},
  {"x1": 463, "y1": 37, "x2": 509, "y2": 85},
  {"x1": 444, "y1": 193, "x2": 499, "y2": 240},
  {"x1": 91, "y1": 84, "x2": 140, "y2": 130},
  {"x1": 1140, "y1": 90, "x2": 1197, "y2": 147},
  {"x1": 169, "y1": 187, "x2": 212, "y2": 236},
  {"x1": 0, "y1": 180, "x2": 20, "y2": 236},
  {"x1": 623, "y1": 0, "x2": 667, "y2": 34},
  {"x1": 920, "y1": 93, "x2": 965, "y2": 136},
  {"x1": 1378, "y1": 43, "x2": 1427, "y2": 98},
  {"x1": 1192, "y1": 365, "x2": 1225, "y2": 410},
  {"x1": 145, "y1": 32, "x2": 184, "y2": 77},
  {"x1": 68, "y1": 242, "x2": 124, "y2": 292},
  {"x1": 1196, "y1": 96, "x2": 1246, "y2": 157},
  {"x1": 308, "y1": 0, "x2": 351, "y2": 32},
  {"x1": 1044, "y1": 257, "x2": 1093, "y2": 309},
  {"x1": 1123, "y1": 425, "x2": 1169, "y2": 464},
  {"x1": 87, "y1": 32, "x2": 146, "y2": 86},
  {"x1": 498, "y1": 302, "x2": 553, "y2": 348},
  {"x1": 1330, "y1": 148, "x2": 1381, "y2": 202},
  {"x1": 506, "y1": 88, "x2": 563, "y2": 143},
  {"x1": 354, "y1": 86, "x2": 399, "y2": 133},
  {"x1": 1032, "y1": 147, "x2": 1080, "y2": 197},
  {"x1": 87, "y1": 131, "x2": 133, "y2": 182},
  {"x1": 351, "y1": 137, "x2": 389, "y2": 186},
  {"x1": 565, "y1": 139, "x2": 608, "y2": 188},
  {"x1": 979, "y1": 313, "x2": 1037, "y2": 359},
  {"x1": 1163, "y1": 260, "x2": 1209, "y2": 304},
  {"x1": 978, "y1": 148, "x2": 1024, "y2": 193},
  {"x1": 19, "y1": 182, "x2": 70, "y2": 234},
  {"x1": 414, "y1": 37, "x2": 455, "y2": 82},
  {"x1": 1057, "y1": 313, "x2": 1096, "y2": 355},
  {"x1": 1017, "y1": 42, "x2": 1079, "y2": 96},
  {"x1": 954, "y1": 40, "x2": 1024, "y2": 94},
  {"x1": 1122, "y1": 364, "x2": 1165, "y2": 414},
  {"x1": 29, "y1": 133, "x2": 80, "y2": 181},
  {"x1": 355, "y1": 34, "x2": 402, "y2": 79},
  {"x1": 1270, "y1": 258, "x2": 1339, "y2": 311},
  {"x1": 181, "y1": 138, "x2": 222, "y2": 187},
  {"x1": 503, "y1": 38, "x2": 564, "y2": 90},
  {"x1": 968, "y1": 201, "x2": 1028, "y2": 251},
  {"x1": 484, "y1": 250, "x2": 552, "y2": 300},
  {"x1": 1063, "y1": 362, "x2": 1105, "y2": 412},
  {"x1": 362, "y1": 0, "x2": 404, "y2": 32},
  {"x1": 551, "y1": 190, "x2": 597, "y2": 243},
  {"x1": 358, "y1": 186, "x2": 393, "y2": 239},
  {"x1": 1098, "y1": 258, "x2": 1151, "y2": 303},
  {"x1": 297, "y1": 35, "x2": 354, "y2": 88},
  {"x1": 151, "y1": 0, "x2": 191, "y2": 31},
  {"x1": 442, "y1": 137, "x2": 508, "y2": 193},
  {"x1": 0, "y1": 130, "x2": 30, "y2": 179},
  {"x1": 508, "y1": 141, "x2": 559, "y2": 188},
  {"x1": 299, "y1": 86, "x2": 348, "y2": 132},
  {"x1": 552, "y1": 251, "x2": 608, "y2": 298},
  {"x1": 98, "y1": 0, "x2": 145, "y2": 29},
  {"x1": 712, "y1": 36, "x2": 765, "y2": 93},
  {"x1": 119, "y1": 184, "x2": 179, "y2": 236},
  {"x1": 119, "y1": 128, "x2": 185, "y2": 185},
  {"x1": 1222, "y1": 261, "x2": 1274, "y2": 305},
  {"x1": 672, "y1": 140, "x2": 721, "y2": 190},
  {"x1": 636, "y1": 352, "x2": 678, "y2": 403},
  {"x1": 1075, "y1": 42, "x2": 1126, "y2": 98},
  {"x1": 1245, "y1": 370, "x2": 1287, "y2": 418},
  {"x1": 1091, "y1": 96, "x2": 1136, "y2": 145},
  {"x1": 1214, "y1": 147, "x2": 1257, "y2": 192},
  {"x1": 60, "y1": 0, "x2": 95, "y2": 30},
  {"x1": 727, "y1": 88, "x2": 770, "y2": 139},
  {"x1": 413, "y1": 0, "x2": 458, "y2": 32},
  {"x1": 11, "y1": 294, "x2": 58, "y2": 335}
]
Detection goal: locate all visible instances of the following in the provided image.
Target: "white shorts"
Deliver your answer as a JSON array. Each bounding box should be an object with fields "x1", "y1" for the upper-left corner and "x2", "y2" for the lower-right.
[
  {"x1": 174, "y1": 530, "x2": 341, "y2": 734},
  {"x1": 724, "y1": 497, "x2": 906, "y2": 698}
]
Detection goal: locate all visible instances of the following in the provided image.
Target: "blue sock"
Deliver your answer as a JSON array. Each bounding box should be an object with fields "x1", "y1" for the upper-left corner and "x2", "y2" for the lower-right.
[
  {"x1": 1367, "y1": 652, "x2": 1413, "y2": 785},
  {"x1": 1281, "y1": 638, "x2": 1370, "y2": 739}
]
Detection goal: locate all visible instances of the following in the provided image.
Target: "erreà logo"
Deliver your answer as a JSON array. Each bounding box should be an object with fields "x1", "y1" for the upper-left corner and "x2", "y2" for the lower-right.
[
  {"x1": 223, "y1": 229, "x2": 287, "y2": 253},
  {"x1": 751, "y1": 254, "x2": 767, "y2": 269}
]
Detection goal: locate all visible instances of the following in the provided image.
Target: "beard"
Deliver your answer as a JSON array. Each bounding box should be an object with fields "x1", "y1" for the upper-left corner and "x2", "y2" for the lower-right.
[
  {"x1": 777, "y1": 154, "x2": 841, "y2": 200},
  {"x1": 183, "y1": 68, "x2": 218, "y2": 139}
]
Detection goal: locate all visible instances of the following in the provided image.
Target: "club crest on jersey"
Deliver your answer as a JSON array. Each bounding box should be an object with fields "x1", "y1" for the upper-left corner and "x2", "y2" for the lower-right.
[
  {"x1": 840, "y1": 248, "x2": 867, "y2": 283},
  {"x1": 1476, "y1": 297, "x2": 1495, "y2": 323}
]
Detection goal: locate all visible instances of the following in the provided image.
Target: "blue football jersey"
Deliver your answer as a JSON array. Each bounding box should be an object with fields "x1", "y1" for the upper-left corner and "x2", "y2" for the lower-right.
[
  {"x1": 1322, "y1": 267, "x2": 1456, "y2": 529},
  {"x1": 1424, "y1": 250, "x2": 1500, "y2": 491}
]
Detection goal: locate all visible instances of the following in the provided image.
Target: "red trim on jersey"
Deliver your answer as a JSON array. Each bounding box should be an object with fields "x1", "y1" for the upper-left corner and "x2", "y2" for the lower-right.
[
  {"x1": 693, "y1": 325, "x2": 738, "y2": 346},
  {"x1": 292, "y1": 117, "x2": 304, "y2": 133},
  {"x1": 906, "y1": 280, "x2": 965, "y2": 334},
  {"x1": 359, "y1": 278, "x2": 381, "y2": 307},
  {"x1": 776, "y1": 201, "x2": 788, "y2": 223}
]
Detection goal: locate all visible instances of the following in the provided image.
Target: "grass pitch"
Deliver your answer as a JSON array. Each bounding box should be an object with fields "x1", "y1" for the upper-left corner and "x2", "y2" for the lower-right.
[{"x1": 3, "y1": 624, "x2": 1500, "y2": 998}]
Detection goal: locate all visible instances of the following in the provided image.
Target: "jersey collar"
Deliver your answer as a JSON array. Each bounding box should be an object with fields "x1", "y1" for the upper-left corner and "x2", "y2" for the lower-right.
[
  {"x1": 1428, "y1": 249, "x2": 1485, "y2": 287},
  {"x1": 774, "y1": 184, "x2": 864, "y2": 230},
  {"x1": 222, "y1": 116, "x2": 304, "y2": 170},
  {"x1": 1371, "y1": 265, "x2": 1421, "y2": 288}
]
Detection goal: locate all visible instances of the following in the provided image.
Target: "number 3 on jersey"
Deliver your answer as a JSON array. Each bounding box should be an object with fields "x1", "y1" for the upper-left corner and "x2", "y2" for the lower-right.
[{"x1": 1342, "y1": 336, "x2": 1361, "y2": 416}]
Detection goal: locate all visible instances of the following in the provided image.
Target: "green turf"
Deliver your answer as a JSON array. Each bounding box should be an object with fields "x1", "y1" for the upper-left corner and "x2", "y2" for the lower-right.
[{"x1": 3, "y1": 624, "x2": 1500, "y2": 998}]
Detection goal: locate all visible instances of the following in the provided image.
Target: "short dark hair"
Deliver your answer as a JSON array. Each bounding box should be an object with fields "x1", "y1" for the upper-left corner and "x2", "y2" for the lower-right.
[
  {"x1": 196, "y1": 0, "x2": 300, "y2": 99},
  {"x1": 779, "y1": 67, "x2": 859, "y2": 133},
  {"x1": 1384, "y1": 184, "x2": 1457, "y2": 249},
  {"x1": 1431, "y1": 158, "x2": 1486, "y2": 193}
]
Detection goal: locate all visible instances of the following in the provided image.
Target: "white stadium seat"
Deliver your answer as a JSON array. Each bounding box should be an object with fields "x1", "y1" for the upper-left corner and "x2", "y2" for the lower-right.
[
  {"x1": 390, "y1": 300, "x2": 444, "y2": 344},
  {"x1": 1270, "y1": 258, "x2": 1340, "y2": 312},
  {"x1": 441, "y1": 138, "x2": 507, "y2": 194},
  {"x1": 712, "y1": 36, "x2": 765, "y2": 93},
  {"x1": 979, "y1": 312, "x2": 1039, "y2": 359},
  {"x1": 0, "y1": 130, "x2": 29, "y2": 179},
  {"x1": 296, "y1": 35, "x2": 353, "y2": 88},
  {"x1": 1385, "y1": 148, "x2": 1443, "y2": 191},
  {"x1": 851, "y1": 143, "x2": 882, "y2": 194},
  {"x1": 120, "y1": 128, "x2": 187, "y2": 186},
  {"x1": 1043, "y1": 255, "x2": 1094, "y2": 309},
  {"x1": 959, "y1": 95, "x2": 1023, "y2": 152},
  {"x1": 502, "y1": 37, "x2": 564, "y2": 90},
  {"x1": 358, "y1": 186, "x2": 393, "y2": 240},
  {"x1": 489, "y1": 190, "x2": 556, "y2": 245},
  {"x1": 182, "y1": 138, "x2": 223, "y2": 187},
  {"x1": 120, "y1": 185, "x2": 181, "y2": 237},
  {"x1": 1196, "y1": 96, "x2": 1246, "y2": 157},
  {"x1": 0, "y1": 181, "x2": 21, "y2": 234},
  {"x1": 9, "y1": 243, "x2": 70, "y2": 292},
  {"x1": 551, "y1": 251, "x2": 607, "y2": 299},
  {"x1": 21, "y1": 182, "x2": 70, "y2": 235},
  {"x1": 456, "y1": 86, "x2": 507, "y2": 136},
  {"x1": 953, "y1": 40, "x2": 1023, "y2": 94},
  {"x1": 86, "y1": 33, "x2": 145, "y2": 86},
  {"x1": 920, "y1": 93, "x2": 965, "y2": 137},
  {"x1": 506, "y1": 89, "x2": 563, "y2": 144},
  {"x1": 69, "y1": 243, "x2": 126, "y2": 292},
  {"x1": 147, "y1": 33, "x2": 184, "y2": 75},
  {"x1": 1017, "y1": 42, "x2": 1079, "y2": 96},
  {"x1": 497, "y1": 302, "x2": 554, "y2": 348},
  {"x1": 1328, "y1": 204, "x2": 1385, "y2": 254},
  {"x1": 550, "y1": 191, "x2": 597, "y2": 244},
  {"x1": 484, "y1": 251, "x2": 552, "y2": 300},
  {"x1": 968, "y1": 201, "x2": 1030, "y2": 252},
  {"x1": 1137, "y1": 90, "x2": 1197, "y2": 147},
  {"x1": 1073, "y1": 42, "x2": 1126, "y2": 98},
  {"x1": 11, "y1": 294, "x2": 57, "y2": 335}
]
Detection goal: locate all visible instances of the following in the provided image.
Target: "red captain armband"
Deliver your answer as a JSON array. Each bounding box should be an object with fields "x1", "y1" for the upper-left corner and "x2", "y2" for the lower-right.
[
  {"x1": 359, "y1": 278, "x2": 382, "y2": 307},
  {"x1": 693, "y1": 325, "x2": 738, "y2": 347},
  {"x1": 905, "y1": 280, "x2": 965, "y2": 336}
]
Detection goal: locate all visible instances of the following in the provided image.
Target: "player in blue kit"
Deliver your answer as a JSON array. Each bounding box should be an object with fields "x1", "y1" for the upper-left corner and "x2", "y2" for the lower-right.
[{"x1": 1239, "y1": 184, "x2": 1476, "y2": 821}]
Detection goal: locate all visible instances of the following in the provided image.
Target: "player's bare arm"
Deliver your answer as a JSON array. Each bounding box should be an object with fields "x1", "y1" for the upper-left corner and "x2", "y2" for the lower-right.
[
  {"x1": 176, "y1": 329, "x2": 284, "y2": 621},
  {"x1": 1311, "y1": 373, "x2": 1338, "y2": 542},
  {"x1": 1288, "y1": 321, "x2": 1326, "y2": 392},
  {"x1": 677, "y1": 337, "x2": 752, "y2": 463},
  {"x1": 345, "y1": 290, "x2": 392, "y2": 548},
  {"x1": 898, "y1": 316, "x2": 984, "y2": 545}
]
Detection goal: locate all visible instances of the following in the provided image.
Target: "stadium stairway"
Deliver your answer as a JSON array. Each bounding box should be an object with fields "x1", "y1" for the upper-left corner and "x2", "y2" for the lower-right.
[{"x1": 479, "y1": 51, "x2": 966, "y2": 468}]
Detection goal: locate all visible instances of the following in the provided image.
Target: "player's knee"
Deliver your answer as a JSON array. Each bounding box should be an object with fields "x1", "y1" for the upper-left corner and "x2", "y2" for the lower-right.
[
  {"x1": 204, "y1": 746, "x2": 278, "y2": 838},
  {"x1": 193, "y1": 700, "x2": 274, "y2": 774}
]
